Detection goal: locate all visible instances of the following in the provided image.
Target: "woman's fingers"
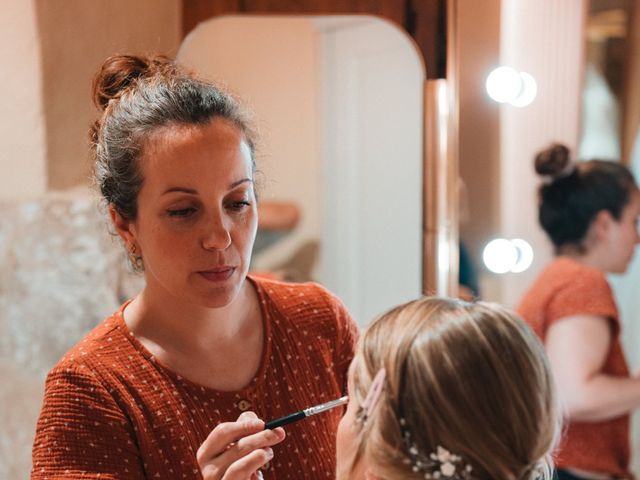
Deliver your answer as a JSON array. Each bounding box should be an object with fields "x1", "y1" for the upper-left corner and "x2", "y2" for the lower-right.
[
  {"x1": 197, "y1": 411, "x2": 286, "y2": 480},
  {"x1": 215, "y1": 427, "x2": 285, "y2": 468},
  {"x1": 197, "y1": 412, "x2": 264, "y2": 462},
  {"x1": 222, "y1": 447, "x2": 274, "y2": 480}
]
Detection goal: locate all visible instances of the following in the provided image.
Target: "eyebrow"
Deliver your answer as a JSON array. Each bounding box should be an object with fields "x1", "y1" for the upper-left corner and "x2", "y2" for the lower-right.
[{"x1": 162, "y1": 178, "x2": 253, "y2": 195}]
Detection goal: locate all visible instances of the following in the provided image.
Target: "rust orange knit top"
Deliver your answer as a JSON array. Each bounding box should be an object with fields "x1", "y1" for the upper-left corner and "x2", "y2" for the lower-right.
[
  {"x1": 517, "y1": 257, "x2": 631, "y2": 479},
  {"x1": 31, "y1": 275, "x2": 359, "y2": 479}
]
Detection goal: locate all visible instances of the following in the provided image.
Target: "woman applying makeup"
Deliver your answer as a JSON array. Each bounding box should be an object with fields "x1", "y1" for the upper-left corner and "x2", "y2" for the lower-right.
[{"x1": 31, "y1": 55, "x2": 358, "y2": 480}]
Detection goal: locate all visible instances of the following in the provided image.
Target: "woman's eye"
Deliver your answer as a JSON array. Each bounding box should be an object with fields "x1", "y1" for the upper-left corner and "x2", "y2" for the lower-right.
[
  {"x1": 228, "y1": 201, "x2": 251, "y2": 211},
  {"x1": 167, "y1": 207, "x2": 196, "y2": 218}
]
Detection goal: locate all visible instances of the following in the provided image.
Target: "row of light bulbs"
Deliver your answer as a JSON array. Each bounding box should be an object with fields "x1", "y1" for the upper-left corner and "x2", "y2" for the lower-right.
[
  {"x1": 454, "y1": 68, "x2": 538, "y2": 275},
  {"x1": 479, "y1": 67, "x2": 537, "y2": 273}
]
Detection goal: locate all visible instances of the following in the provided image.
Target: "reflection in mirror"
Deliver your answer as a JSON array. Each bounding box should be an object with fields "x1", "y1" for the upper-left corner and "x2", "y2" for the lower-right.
[
  {"x1": 457, "y1": 0, "x2": 585, "y2": 308},
  {"x1": 178, "y1": 16, "x2": 425, "y2": 324},
  {"x1": 456, "y1": 1, "x2": 640, "y2": 475},
  {"x1": 579, "y1": 0, "x2": 637, "y2": 162}
]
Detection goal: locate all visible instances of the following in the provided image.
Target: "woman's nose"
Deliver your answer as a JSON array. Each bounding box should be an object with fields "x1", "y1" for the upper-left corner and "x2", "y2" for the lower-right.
[{"x1": 202, "y1": 213, "x2": 231, "y2": 251}]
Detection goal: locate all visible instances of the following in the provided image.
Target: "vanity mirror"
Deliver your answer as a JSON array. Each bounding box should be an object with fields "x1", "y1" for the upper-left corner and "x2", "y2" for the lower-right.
[{"x1": 177, "y1": 15, "x2": 425, "y2": 323}]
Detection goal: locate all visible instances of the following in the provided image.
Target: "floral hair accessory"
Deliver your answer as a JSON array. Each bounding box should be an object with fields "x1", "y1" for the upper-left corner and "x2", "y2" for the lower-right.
[{"x1": 400, "y1": 418, "x2": 474, "y2": 479}]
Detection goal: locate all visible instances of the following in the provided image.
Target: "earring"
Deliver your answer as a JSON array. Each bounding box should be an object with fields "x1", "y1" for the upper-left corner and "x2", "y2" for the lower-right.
[{"x1": 128, "y1": 244, "x2": 144, "y2": 271}]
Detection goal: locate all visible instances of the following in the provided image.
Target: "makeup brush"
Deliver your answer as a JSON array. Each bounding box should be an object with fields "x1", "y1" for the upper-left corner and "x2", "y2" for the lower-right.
[{"x1": 264, "y1": 396, "x2": 348, "y2": 429}]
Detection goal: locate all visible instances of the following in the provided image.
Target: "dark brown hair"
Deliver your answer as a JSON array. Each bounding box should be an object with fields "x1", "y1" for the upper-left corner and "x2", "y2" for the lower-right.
[
  {"x1": 91, "y1": 54, "x2": 256, "y2": 221},
  {"x1": 535, "y1": 143, "x2": 637, "y2": 252}
]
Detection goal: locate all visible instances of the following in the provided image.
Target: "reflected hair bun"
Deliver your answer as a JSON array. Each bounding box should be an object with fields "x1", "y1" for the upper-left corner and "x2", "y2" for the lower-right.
[{"x1": 534, "y1": 143, "x2": 572, "y2": 178}]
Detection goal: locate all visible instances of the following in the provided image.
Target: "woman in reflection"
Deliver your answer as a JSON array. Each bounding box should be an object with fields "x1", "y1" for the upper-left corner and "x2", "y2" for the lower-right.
[
  {"x1": 518, "y1": 143, "x2": 640, "y2": 480},
  {"x1": 335, "y1": 296, "x2": 559, "y2": 480},
  {"x1": 31, "y1": 54, "x2": 358, "y2": 480}
]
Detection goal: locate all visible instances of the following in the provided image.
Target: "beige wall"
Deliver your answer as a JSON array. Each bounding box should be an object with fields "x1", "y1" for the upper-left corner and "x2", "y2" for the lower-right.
[
  {"x1": 35, "y1": 0, "x2": 181, "y2": 191},
  {"x1": 178, "y1": 17, "x2": 322, "y2": 270},
  {"x1": 498, "y1": 0, "x2": 585, "y2": 307},
  {"x1": 0, "y1": 1, "x2": 46, "y2": 200},
  {"x1": 0, "y1": 3, "x2": 181, "y2": 476}
]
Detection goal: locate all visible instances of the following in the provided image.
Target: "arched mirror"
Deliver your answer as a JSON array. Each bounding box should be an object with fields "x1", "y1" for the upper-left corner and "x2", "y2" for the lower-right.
[{"x1": 177, "y1": 15, "x2": 425, "y2": 324}]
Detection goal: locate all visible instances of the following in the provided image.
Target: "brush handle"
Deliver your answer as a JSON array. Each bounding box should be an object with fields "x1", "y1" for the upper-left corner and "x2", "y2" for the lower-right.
[{"x1": 264, "y1": 411, "x2": 305, "y2": 429}]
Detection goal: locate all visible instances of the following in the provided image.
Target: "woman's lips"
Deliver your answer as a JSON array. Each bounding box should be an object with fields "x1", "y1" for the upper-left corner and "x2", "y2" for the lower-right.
[{"x1": 198, "y1": 267, "x2": 235, "y2": 282}]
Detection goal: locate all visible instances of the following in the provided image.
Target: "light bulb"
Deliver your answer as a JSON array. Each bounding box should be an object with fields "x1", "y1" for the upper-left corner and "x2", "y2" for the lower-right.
[
  {"x1": 510, "y1": 238, "x2": 534, "y2": 272},
  {"x1": 482, "y1": 238, "x2": 534, "y2": 274},
  {"x1": 509, "y1": 72, "x2": 537, "y2": 107},
  {"x1": 483, "y1": 238, "x2": 517, "y2": 274},
  {"x1": 486, "y1": 67, "x2": 522, "y2": 103}
]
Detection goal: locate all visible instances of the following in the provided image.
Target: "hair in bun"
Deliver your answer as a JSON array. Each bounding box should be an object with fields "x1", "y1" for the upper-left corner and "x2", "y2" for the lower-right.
[
  {"x1": 534, "y1": 143, "x2": 572, "y2": 177},
  {"x1": 91, "y1": 55, "x2": 181, "y2": 111},
  {"x1": 534, "y1": 143, "x2": 637, "y2": 252}
]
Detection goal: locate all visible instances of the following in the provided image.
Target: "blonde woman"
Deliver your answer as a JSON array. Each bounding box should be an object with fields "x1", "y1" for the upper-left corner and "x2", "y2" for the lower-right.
[{"x1": 336, "y1": 297, "x2": 560, "y2": 480}]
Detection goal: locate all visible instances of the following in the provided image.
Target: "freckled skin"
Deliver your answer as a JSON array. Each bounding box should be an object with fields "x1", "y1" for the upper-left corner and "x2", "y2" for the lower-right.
[{"x1": 123, "y1": 118, "x2": 258, "y2": 311}]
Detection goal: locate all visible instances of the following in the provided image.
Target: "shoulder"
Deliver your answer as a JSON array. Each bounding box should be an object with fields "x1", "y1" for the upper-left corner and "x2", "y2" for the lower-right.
[
  {"x1": 250, "y1": 275, "x2": 357, "y2": 337},
  {"x1": 522, "y1": 257, "x2": 611, "y2": 300},
  {"x1": 518, "y1": 258, "x2": 617, "y2": 335},
  {"x1": 546, "y1": 258, "x2": 612, "y2": 298},
  {"x1": 49, "y1": 305, "x2": 136, "y2": 384},
  {"x1": 533, "y1": 258, "x2": 617, "y2": 325},
  {"x1": 547, "y1": 257, "x2": 607, "y2": 282},
  {"x1": 251, "y1": 274, "x2": 349, "y2": 317},
  {"x1": 251, "y1": 276, "x2": 359, "y2": 374}
]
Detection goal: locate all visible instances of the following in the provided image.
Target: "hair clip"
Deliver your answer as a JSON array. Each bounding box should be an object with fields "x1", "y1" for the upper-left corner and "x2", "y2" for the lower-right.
[
  {"x1": 400, "y1": 418, "x2": 474, "y2": 479},
  {"x1": 358, "y1": 368, "x2": 386, "y2": 423}
]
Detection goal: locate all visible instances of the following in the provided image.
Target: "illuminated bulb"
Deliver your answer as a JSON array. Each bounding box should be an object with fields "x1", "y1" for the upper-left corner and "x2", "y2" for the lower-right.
[
  {"x1": 509, "y1": 72, "x2": 537, "y2": 107},
  {"x1": 510, "y1": 238, "x2": 534, "y2": 272},
  {"x1": 482, "y1": 238, "x2": 535, "y2": 274},
  {"x1": 486, "y1": 66, "x2": 522, "y2": 103},
  {"x1": 483, "y1": 238, "x2": 517, "y2": 274},
  {"x1": 486, "y1": 67, "x2": 538, "y2": 107}
]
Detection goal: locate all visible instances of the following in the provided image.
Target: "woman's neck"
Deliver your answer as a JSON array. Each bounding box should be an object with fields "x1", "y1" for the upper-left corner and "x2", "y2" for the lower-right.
[
  {"x1": 123, "y1": 279, "x2": 264, "y2": 391},
  {"x1": 124, "y1": 279, "x2": 260, "y2": 353},
  {"x1": 558, "y1": 248, "x2": 608, "y2": 272}
]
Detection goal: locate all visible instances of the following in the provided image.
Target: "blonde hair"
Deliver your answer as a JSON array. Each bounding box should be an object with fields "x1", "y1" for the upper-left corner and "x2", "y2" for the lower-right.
[{"x1": 343, "y1": 297, "x2": 559, "y2": 480}]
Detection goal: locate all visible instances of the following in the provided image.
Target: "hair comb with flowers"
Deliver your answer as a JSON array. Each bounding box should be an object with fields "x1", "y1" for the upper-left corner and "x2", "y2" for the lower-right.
[{"x1": 400, "y1": 418, "x2": 474, "y2": 479}]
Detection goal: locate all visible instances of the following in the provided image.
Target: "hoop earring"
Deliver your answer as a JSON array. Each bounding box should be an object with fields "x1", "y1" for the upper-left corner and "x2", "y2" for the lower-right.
[{"x1": 128, "y1": 244, "x2": 144, "y2": 271}]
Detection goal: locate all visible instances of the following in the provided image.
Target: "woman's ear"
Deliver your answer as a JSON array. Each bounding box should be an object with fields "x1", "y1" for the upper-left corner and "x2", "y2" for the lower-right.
[
  {"x1": 109, "y1": 204, "x2": 137, "y2": 247},
  {"x1": 593, "y1": 209, "x2": 615, "y2": 234}
]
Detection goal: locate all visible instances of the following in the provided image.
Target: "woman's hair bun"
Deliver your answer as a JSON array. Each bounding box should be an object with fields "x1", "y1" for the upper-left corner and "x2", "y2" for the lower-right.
[
  {"x1": 534, "y1": 143, "x2": 571, "y2": 177},
  {"x1": 91, "y1": 54, "x2": 175, "y2": 110}
]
